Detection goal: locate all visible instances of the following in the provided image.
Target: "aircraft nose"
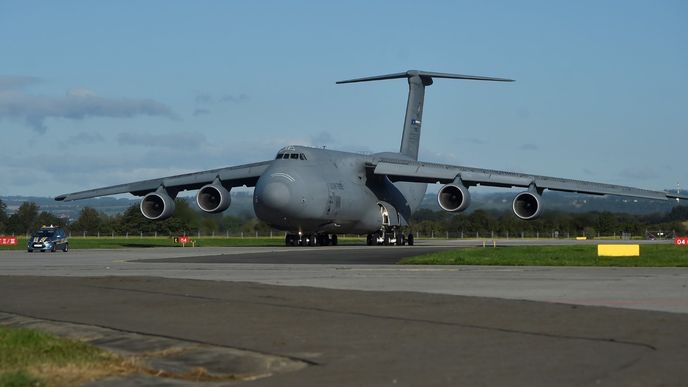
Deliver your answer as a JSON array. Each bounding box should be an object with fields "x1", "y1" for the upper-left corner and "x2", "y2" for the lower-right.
[{"x1": 260, "y1": 181, "x2": 291, "y2": 210}]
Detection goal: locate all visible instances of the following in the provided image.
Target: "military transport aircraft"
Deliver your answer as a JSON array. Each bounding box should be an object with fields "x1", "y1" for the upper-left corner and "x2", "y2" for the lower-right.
[{"x1": 56, "y1": 70, "x2": 688, "y2": 246}]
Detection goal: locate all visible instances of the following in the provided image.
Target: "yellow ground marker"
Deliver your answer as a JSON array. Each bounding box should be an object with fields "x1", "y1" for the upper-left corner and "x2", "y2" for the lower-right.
[
  {"x1": 576, "y1": 237, "x2": 587, "y2": 240},
  {"x1": 597, "y1": 244, "x2": 640, "y2": 257}
]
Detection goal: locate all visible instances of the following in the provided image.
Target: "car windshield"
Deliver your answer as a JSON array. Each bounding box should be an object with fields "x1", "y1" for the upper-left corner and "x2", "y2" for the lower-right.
[{"x1": 33, "y1": 230, "x2": 56, "y2": 237}]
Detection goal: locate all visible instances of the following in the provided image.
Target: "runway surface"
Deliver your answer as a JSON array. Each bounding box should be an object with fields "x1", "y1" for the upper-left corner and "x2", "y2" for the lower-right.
[
  {"x1": 1, "y1": 243, "x2": 687, "y2": 386},
  {"x1": 1, "y1": 243, "x2": 686, "y2": 314}
]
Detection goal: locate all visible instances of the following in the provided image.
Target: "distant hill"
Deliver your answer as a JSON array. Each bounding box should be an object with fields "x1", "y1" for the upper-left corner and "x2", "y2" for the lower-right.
[
  {"x1": 3, "y1": 188, "x2": 685, "y2": 221},
  {"x1": 1, "y1": 191, "x2": 257, "y2": 221}
]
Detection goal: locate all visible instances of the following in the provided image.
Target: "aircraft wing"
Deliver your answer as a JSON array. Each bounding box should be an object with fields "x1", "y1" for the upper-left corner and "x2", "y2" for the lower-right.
[
  {"x1": 372, "y1": 159, "x2": 688, "y2": 201},
  {"x1": 55, "y1": 160, "x2": 272, "y2": 201}
]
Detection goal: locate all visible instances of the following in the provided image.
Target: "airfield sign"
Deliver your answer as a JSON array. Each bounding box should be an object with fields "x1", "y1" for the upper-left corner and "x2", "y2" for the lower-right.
[
  {"x1": 0, "y1": 236, "x2": 17, "y2": 246},
  {"x1": 675, "y1": 237, "x2": 688, "y2": 246}
]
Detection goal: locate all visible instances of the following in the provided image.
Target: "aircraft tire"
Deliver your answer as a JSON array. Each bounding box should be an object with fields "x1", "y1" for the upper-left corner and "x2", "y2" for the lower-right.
[
  {"x1": 331, "y1": 234, "x2": 338, "y2": 246},
  {"x1": 383, "y1": 234, "x2": 390, "y2": 246},
  {"x1": 366, "y1": 234, "x2": 374, "y2": 246},
  {"x1": 407, "y1": 233, "x2": 414, "y2": 246},
  {"x1": 316, "y1": 234, "x2": 326, "y2": 246},
  {"x1": 63, "y1": 243, "x2": 69, "y2": 252},
  {"x1": 396, "y1": 233, "x2": 404, "y2": 246},
  {"x1": 50, "y1": 245, "x2": 56, "y2": 253}
]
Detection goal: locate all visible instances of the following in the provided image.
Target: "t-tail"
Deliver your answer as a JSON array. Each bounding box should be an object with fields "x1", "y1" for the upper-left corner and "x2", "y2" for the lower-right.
[{"x1": 337, "y1": 70, "x2": 513, "y2": 160}]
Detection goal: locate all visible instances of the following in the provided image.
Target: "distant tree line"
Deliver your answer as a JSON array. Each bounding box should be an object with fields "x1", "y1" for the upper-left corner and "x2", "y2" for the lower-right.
[
  {"x1": 408, "y1": 207, "x2": 688, "y2": 238},
  {"x1": 0, "y1": 200, "x2": 68, "y2": 236},
  {"x1": 0, "y1": 198, "x2": 686, "y2": 238},
  {"x1": 0, "y1": 198, "x2": 269, "y2": 236}
]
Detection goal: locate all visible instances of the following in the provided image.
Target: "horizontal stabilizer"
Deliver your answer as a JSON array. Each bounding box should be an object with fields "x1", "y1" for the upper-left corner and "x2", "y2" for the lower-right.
[{"x1": 336, "y1": 70, "x2": 514, "y2": 84}]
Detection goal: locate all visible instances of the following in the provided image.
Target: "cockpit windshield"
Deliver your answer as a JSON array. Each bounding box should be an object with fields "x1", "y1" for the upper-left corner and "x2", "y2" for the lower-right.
[{"x1": 275, "y1": 153, "x2": 307, "y2": 160}]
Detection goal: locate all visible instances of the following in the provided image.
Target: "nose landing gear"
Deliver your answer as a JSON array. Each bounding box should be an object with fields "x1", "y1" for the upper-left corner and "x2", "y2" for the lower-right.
[{"x1": 366, "y1": 229, "x2": 414, "y2": 246}]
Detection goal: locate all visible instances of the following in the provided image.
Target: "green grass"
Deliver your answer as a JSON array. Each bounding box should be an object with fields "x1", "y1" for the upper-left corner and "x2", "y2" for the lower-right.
[
  {"x1": 0, "y1": 370, "x2": 40, "y2": 387},
  {"x1": 400, "y1": 244, "x2": 688, "y2": 267},
  {"x1": 0, "y1": 326, "x2": 128, "y2": 386}
]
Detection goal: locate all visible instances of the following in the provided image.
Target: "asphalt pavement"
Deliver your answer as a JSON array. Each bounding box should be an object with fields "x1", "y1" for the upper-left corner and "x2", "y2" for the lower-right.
[{"x1": 1, "y1": 244, "x2": 687, "y2": 386}]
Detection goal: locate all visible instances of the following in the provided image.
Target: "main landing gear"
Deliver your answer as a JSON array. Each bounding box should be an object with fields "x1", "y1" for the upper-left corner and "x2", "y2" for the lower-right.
[
  {"x1": 366, "y1": 229, "x2": 414, "y2": 246},
  {"x1": 285, "y1": 233, "x2": 338, "y2": 247}
]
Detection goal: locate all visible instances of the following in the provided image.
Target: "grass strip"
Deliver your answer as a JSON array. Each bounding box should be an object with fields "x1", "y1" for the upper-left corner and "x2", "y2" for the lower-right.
[
  {"x1": 400, "y1": 244, "x2": 688, "y2": 267},
  {"x1": 0, "y1": 326, "x2": 134, "y2": 386}
]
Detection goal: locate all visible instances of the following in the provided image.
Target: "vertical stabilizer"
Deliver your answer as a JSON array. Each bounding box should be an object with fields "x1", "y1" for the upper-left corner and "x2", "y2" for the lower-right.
[
  {"x1": 399, "y1": 73, "x2": 431, "y2": 160},
  {"x1": 337, "y1": 70, "x2": 513, "y2": 160}
]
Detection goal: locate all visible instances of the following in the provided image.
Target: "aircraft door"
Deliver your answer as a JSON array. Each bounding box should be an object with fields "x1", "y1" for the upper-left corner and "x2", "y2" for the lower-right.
[{"x1": 377, "y1": 201, "x2": 406, "y2": 227}]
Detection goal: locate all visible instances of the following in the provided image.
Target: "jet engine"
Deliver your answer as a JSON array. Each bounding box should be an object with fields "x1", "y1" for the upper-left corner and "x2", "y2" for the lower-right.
[
  {"x1": 196, "y1": 182, "x2": 231, "y2": 213},
  {"x1": 437, "y1": 182, "x2": 471, "y2": 212},
  {"x1": 140, "y1": 189, "x2": 176, "y2": 220},
  {"x1": 512, "y1": 191, "x2": 543, "y2": 220}
]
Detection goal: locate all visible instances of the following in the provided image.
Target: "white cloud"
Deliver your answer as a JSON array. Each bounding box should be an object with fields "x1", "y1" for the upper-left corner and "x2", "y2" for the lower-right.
[{"x1": 0, "y1": 76, "x2": 177, "y2": 133}]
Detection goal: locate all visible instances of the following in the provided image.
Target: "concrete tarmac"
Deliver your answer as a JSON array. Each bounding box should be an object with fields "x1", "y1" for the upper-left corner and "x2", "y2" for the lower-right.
[
  {"x1": 1, "y1": 244, "x2": 687, "y2": 386},
  {"x1": 1, "y1": 244, "x2": 686, "y2": 313}
]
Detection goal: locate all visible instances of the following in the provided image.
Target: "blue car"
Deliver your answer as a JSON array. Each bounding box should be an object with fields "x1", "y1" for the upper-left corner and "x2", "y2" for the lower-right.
[{"x1": 28, "y1": 226, "x2": 69, "y2": 253}]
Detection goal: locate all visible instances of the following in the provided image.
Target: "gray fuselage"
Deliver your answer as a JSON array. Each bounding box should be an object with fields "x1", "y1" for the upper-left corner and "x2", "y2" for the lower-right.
[{"x1": 253, "y1": 146, "x2": 427, "y2": 234}]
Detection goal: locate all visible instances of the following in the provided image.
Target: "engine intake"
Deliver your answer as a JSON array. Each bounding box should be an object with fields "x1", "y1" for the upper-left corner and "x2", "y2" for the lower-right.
[
  {"x1": 140, "y1": 189, "x2": 176, "y2": 220},
  {"x1": 512, "y1": 191, "x2": 543, "y2": 220},
  {"x1": 437, "y1": 182, "x2": 471, "y2": 212},
  {"x1": 197, "y1": 183, "x2": 231, "y2": 213}
]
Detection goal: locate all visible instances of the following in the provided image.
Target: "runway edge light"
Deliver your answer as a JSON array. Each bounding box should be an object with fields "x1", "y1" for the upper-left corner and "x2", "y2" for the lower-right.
[{"x1": 597, "y1": 244, "x2": 640, "y2": 257}]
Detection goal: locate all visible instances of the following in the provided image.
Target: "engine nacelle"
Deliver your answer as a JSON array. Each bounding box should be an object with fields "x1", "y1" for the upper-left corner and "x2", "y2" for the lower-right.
[
  {"x1": 437, "y1": 182, "x2": 471, "y2": 212},
  {"x1": 140, "y1": 190, "x2": 176, "y2": 220},
  {"x1": 512, "y1": 191, "x2": 543, "y2": 220},
  {"x1": 196, "y1": 183, "x2": 231, "y2": 213}
]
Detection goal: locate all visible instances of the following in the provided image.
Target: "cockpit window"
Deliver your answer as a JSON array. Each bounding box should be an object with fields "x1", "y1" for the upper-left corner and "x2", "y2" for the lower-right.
[{"x1": 276, "y1": 152, "x2": 307, "y2": 160}]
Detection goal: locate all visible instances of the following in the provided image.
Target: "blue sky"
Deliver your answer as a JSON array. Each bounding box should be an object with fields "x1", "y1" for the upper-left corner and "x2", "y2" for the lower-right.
[{"x1": 1, "y1": 1, "x2": 686, "y2": 197}]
